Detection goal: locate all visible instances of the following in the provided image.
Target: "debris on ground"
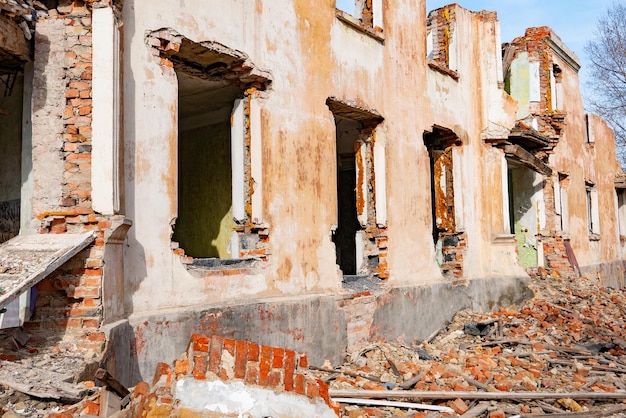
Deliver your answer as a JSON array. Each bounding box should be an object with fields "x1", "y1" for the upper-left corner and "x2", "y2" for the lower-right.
[
  {"x1": 2, "y1": 268, "x2": 626, "y2": 417},
  {"x1": 310, "y1": 270, "x2": 626, "y2": 417}
]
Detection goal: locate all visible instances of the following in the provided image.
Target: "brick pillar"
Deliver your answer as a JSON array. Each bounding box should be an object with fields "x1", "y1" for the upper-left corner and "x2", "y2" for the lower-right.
[{"x1": 26, "y1": 1, "x2": 127, "y2": 354}]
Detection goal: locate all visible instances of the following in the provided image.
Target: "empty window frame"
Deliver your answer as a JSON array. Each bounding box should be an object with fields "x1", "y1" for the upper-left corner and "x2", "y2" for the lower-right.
[
  {"x1": 584, "y1": 114, "x2": 594, "y2": 143},
  {"x1": 0, "y1": 64, "x2": 26, "y2": 244},
  {"x1": 549, "y1": 63, "x2": 563, "y2": 111},
  {"x1": 336, "y1": 0, "x2": 384, "y2": 32},
  {"x1": 147, "y1": 32, "x2": 272, "y2": 262},
  {"x1": 586, "y1": 181, "x2": 600, "y2": 236},
  {"x1": 554, "y1": 173, "x2": 569, "y2": 232},
  {"x1": 426, "y1": 6, "x2": 458, "y2": 72},
  {"x1": 617, "y1": 188, "x2": 626, "y2": 240}
]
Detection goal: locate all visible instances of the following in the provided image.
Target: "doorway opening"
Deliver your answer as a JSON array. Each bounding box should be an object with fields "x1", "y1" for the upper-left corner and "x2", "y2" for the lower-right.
[{"x1": 0, "y1": 59, "x2": 25, "y2": 244}]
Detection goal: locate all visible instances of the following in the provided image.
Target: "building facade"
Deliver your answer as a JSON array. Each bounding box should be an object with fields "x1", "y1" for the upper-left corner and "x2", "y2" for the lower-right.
[{"x1": 0, "y1": 0, "x2": 624, "y2": 386}]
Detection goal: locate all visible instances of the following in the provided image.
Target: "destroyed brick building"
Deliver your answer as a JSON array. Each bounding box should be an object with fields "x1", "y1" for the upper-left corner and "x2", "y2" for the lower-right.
[{"x1": 1, "y1": 0, "x2": 625, "y2": 395}]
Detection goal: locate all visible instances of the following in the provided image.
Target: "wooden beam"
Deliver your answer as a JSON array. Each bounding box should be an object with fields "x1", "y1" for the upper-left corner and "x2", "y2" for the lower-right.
[
  {"x1": 329, "y1": 389, "x2": 626, "y2": 401},
  {"x1": 0, "y1": 14, "x2": 30, "y2": 62}
]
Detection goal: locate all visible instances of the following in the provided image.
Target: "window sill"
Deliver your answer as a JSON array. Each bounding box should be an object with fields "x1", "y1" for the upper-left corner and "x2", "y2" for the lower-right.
[
  {"x1": 589, "y1": 233, "x2": 601, "y2": 241},
  {"x1": 427, "y1": 59, "x2": 459, "y2": 81},
  {"x1": 335, "y1": 9, "x2": 385, "y2": 43}
]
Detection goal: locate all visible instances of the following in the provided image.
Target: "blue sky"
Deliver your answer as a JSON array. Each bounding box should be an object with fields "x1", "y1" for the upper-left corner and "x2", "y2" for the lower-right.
[{"x1": 337, "y1": 0, "x2": 615, "y2": 103}]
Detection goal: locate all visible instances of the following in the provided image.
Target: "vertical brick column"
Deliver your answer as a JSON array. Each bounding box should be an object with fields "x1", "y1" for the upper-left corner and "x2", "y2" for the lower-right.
[{"x1": 25, "y1": 1, "x2": 126, "y2": 355}]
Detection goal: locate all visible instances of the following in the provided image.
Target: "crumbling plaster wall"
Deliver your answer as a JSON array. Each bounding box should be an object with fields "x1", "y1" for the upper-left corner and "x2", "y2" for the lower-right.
[
  {"x1": 424, "y1": 5, "x2": 524, "y2": 281},
  {"x1": 112, "y1": 0, "x2": 542, "y2": 384},
  {"x1": 123, "y1": 0, "x2": 455, "y2": 313}
]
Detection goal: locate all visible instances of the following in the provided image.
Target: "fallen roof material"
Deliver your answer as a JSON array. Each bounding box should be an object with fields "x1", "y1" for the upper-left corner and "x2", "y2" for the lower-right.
[{"x1": 0, "y1": 232, "x2": 95, "y2": 309}]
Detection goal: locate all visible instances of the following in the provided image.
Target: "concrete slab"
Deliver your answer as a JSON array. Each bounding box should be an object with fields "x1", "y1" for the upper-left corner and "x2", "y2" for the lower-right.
[{"x1": 0, "y1": 232, "x2": 95, "y2": 309}]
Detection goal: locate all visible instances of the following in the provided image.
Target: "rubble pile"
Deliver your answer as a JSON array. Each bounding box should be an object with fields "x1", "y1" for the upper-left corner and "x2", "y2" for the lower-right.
[
  {"x1": 2, "y1": 270, "x2": 626, "y2": 417},
  {"x1": 313, "y1": 271, "x2": 626, "y2": 417}
]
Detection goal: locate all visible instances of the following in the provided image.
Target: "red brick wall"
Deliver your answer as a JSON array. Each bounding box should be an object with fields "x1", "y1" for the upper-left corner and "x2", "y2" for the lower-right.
[
  {"x1": 127, "y1": 334, "x2": 336, "y2": 417},
  {"x1": 25, "y1": 1, "x2": 120, "y2": 353}
]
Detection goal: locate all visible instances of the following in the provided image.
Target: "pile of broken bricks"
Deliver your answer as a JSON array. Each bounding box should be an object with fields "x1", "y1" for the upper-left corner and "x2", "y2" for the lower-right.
[
  {"x1": 311, "y1": 270, "x2": 626, "y2": 417},
  {"x1": 2, "y1": 267, "x2": 626, "y2": 417}
]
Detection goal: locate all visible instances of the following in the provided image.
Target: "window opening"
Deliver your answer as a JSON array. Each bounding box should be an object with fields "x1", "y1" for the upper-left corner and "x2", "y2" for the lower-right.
[
  {"x1": 557, "y1": 173, "x2": 569, "y2": 231},
  {"x1": 335, "y1": 0, "x2": 384, "y2": 36},
  {"x1": 550, "y1": 63, "x2": 562, "y2": 111},
  {"x1": 584, "y1": 114, "x2": 594, "y2": 143},
  {"x1": 426, "y1": 6, "x2": 459, "y2": 78},
  {"x1": 617, "y1": 188, "x2": 626, "y2": 241},
  {"x1": 586, "y1": 181, "x2": 600, "y2": 236},
  {"x1": 327, "y1": 98, "x2": 384, "y2": 279},
  {"x1": 424, "y1": 126, "x2": 465, "y2": 279},
  {"x1": 147, "y1": 31, "x2": 272, "y2": 267},
  {"x1": 173, "y1": 75, "x2": 242, "y2": 258},
  {"x1": 334, "y1": 119, "x2": 362, "y2": 275}
]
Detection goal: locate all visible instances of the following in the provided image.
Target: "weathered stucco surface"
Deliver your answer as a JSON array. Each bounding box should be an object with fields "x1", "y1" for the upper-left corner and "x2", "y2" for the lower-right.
[{"x1": 2, "y1": 0, "x2": 625, "y2": 389}]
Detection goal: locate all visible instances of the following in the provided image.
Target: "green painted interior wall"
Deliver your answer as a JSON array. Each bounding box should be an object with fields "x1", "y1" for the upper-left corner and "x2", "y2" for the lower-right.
[
  {"x1": 509, "y1": 52, "x2": 530, "y2": 120},
  {"x1": 173, "y1": 122, "x2": 234, "y2": 258},
  {"x1": 509, "y1": 165, "x2": 539, "y2": 268}
]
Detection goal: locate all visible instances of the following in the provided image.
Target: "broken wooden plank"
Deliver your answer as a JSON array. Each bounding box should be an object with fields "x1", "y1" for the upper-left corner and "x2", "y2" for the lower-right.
[
  {"x1": 99, "y1": 387, "x2": 123, "y2": 418},
  {"x1": 0, "y1": 232, "x2": 95, "y2": 309},
  {"x1": 400, "y1": 372, "x2": 424, "y2": 390},
  {"x1": 332, "y1": 398, "x2": 454, "y2": 414},
  {"x1": 329, "y1": 389, "x2": 626, "y2": 401},
  {"x1": 309, "y1": 366, "x2": 382, "y2": 383},
  {"x1": 95, "y1": 368, "x2": 130, "y2": 398},
  {"x1": 0, "y1": 360, "x2": 88, "y2": 402},
  {"x1": 546, "y1": 358, "x2": 626, "y2": 374},
  {"x1": 519, "y1": 404, "x2": 626, "y2": 418},
  {"x1": 462, "y1": 374, "x2": 489, "y2": 391}
]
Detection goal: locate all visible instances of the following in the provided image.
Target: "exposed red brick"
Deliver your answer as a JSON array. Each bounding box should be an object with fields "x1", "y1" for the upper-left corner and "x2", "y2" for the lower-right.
[
  {"x1": 245, "y1": 364, "x2": 258, "y2": 385},
  {"x1": 271, "y1": 347, "x2": 284, "y2": 368},
  {"x1": 234, "y1": 340, "x2": 248, "y2": 379},
  {"x1": 284, "y1": 350, "x2": 296, "y2": 391},
  {"x1": 248, "y1": 342, "x2": 260, "y2": 362},
  {"x1": 193, "y1": 354, "x2": 207, "y2": 380},
  {"x1": 268, "y1": 370, "x2": 282, "y2": 388},
  {"x1": 208, "y1": 335, "x2": 223, "y2": 374},
  {"x1": 298, "y1": 353, "x2": 308, "y2": 369},
  {"x1": 223, "y1": 338, "x2": 236, "y2": 356},
  {"x1": 259, "y1": 345, "x2": 272, "y2": 386},
  {"x1": 191, "y1": 334, "x2": 209, "y2": 352},
  {"x1": 294, "y1": 373, "x2": 306, "y2": 395},
  {"x1": 306, "y1": 380, "x2": 320, "y2": 397}
]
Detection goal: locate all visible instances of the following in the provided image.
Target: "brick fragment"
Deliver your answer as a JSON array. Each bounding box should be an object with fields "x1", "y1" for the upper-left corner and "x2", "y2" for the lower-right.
[{"x1": 448, "y1": 398, "x2": 469, "y2": 414}]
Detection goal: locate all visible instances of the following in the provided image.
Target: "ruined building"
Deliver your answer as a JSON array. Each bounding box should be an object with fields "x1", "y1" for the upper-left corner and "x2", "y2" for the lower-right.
[{"x1": 0, "y1": 0, "x2": 624, "y2": 389}]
